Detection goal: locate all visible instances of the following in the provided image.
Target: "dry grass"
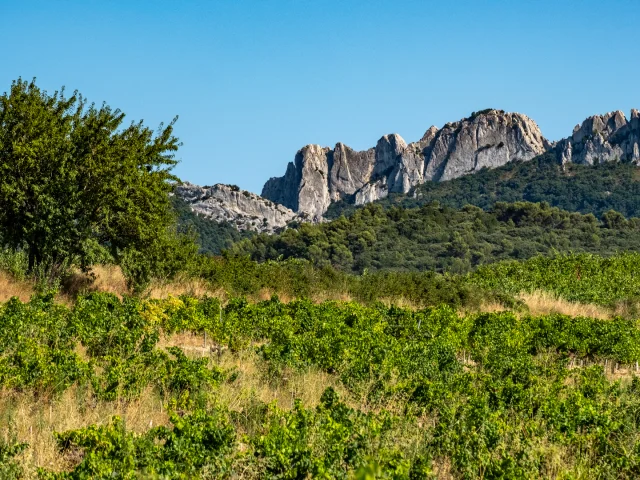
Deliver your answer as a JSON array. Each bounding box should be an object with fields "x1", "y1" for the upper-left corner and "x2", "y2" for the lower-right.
[
  {"x1": 86, "y1": 265, "x2": 129, "y2": 297},
  {"x1": 62, "y1": 266, "x2": 227, "y2": 301},
  {"x1": 252, "y1": 288, "x2": 294, "y2": 303},
  {"x1": 161, "y1": 332, "x2": 352, "y2": 412},
  {"x1": 0, "y1": 387, "x2": 168, "y2": 477},
  {"x1": 377, "y1": 296, "x2": 423, "y2": 310},
  {"x1": 520, "y1": 291, "x2": 612, "y2": 319},
  {"x1": 0, "y1": 270, "x2": 33, "y2": 302},
  {"x1": 215, "y1": 348, "x2": 349, "y2": 412},
  {"x1": 473, "y1": 290, "x2": 613, "y2": 320},
  {"x1": 146, "y1": 276, "x2": 223, "y2": 300}
]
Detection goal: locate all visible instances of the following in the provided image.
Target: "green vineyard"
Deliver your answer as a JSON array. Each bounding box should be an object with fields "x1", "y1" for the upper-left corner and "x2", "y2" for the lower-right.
[{"x1": 3, "y1": 264, "x2": 640, "y2": 478}]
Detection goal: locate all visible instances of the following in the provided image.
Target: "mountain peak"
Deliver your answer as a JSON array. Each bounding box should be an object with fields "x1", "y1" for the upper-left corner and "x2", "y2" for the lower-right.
[
  {"x1": 560, "y1": 109, "x2": 640, "y2": 165},
  {"x1": 261, "y1": 109, "x2": 549, "y2": 217},
  {"x1": 181, "y1": 107, "x2": 640, "y2": 235}
]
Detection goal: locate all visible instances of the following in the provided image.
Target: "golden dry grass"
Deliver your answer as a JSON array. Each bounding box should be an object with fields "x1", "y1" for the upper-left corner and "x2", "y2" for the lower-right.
[
  {"x1": 473, "y1": 301, "x2": 510, "y2": 314},
  {"x1": 252, "y1": 287, "x2": 294, "y2": 303},
  {"x1": 520, "y1": 290, "x2": 612, "y2": 319},
  {"x1": 473, "y1": 290, "x2": 613, "y2": 320},
  {"x1": 0, "y1": 270, "x2": 34, "y2": 302},
  {"x1": 85, "y1": 264, "x2": 129, "y2": 297},
  {"x1": 63, "y1": 265, "x2": 227, "y2": 301},
  {"x1": 0, "y1": 337, "x2": 352, "y2": 477},
  {"x1": 0, "y1": 387, "x2": 168, "y2": 476},
  {"x1": 377, "y1": 296, "x2": 423, "y2": 310},
  {"x1": 146, "y1": 276, "x2": 224, "y2": 300},
  {"x1": 215, "y1": 348, "x2": 350, "y2": 412}
]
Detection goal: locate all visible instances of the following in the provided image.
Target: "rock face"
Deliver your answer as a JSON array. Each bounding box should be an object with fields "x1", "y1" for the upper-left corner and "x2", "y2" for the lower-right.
[
  {"x1": 183, "y1": 107, "x2": 639, "y2": 234},
  {"x1": 262, "y1": 110, "x2": 548, "y2": 216},
  {"x1": 423, "y1": 110, "x2": 549, "y2": 182},
  {"x1": 175, "y1": 183, "x2": 298, "y2": 233},
  {"x1": 330, "y1": 143, "x2": 376, "y2": 202},
  {"x1": 558, "y1": 110, "x2": 640, "y2": 165}
]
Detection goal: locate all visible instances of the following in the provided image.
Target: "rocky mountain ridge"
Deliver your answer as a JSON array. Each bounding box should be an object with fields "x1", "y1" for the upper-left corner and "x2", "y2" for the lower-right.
[
  {"x1": 261, "y1": 109, "x2": 549, "y2": 219},
  {"x1": 558, "y1": 109, "x2": 640, "y2": 165},
  {"x1": 176, "y1": 108, "x2": 640, "y2": 233},
  {"x1": 174, "y1": 182, "x2": 300, "y2": 233}
]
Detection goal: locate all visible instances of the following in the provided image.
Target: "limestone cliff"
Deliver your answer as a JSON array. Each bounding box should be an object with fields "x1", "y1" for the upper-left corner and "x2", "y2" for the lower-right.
[
  {"x1": 174, "y1": 183, "x2": 298, "y2": 233},
  {"x1": 262, "y1": 110, "x2": 549, "y2": 215},
  {"x1": 558, "y1": 110, "x2": 640, "y2": 165},
  {"x1": 423, "y1": 110, "x2": 549, "y2": 182}
]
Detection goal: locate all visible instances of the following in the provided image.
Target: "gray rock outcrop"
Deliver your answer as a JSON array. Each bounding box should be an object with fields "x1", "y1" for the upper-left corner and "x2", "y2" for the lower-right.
[
  {"x1": 558, "y1": 110, "x2": 640, "y2": 165},
  {"x1": 262, "y1": 110, "x2": 548, "y2": 216},
  {"x1": 329, "y1": 143, "x2": 375, "y2": 202},
  {"x1": 175, "y1": 182, "x2": 298, "y2": 233},
  {"x1": 184, "y1": 107, "x2": 639, "y2": 234},
  {"x1": 423, "y1": 110, "x2": 549, "y2": 182}
]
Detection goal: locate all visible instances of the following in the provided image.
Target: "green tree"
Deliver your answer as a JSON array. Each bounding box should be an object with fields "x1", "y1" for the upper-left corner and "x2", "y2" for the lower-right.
[
  {"x1": 601, "y1": 209, "x2": 628, "y2": 229},
  {"x1": 0, "y1": 78, "x2": 195, "y2": 288}
]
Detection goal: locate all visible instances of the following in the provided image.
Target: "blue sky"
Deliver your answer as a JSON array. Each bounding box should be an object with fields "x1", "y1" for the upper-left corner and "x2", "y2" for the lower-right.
[{"x1": 2, "y1": 0, "x2": 639, "y2": 193}]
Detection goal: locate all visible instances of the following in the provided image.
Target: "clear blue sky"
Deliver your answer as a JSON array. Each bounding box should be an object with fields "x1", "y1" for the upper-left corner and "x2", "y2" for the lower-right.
[{"x1": 2, "y1": 0, "x2": 639, "y2": 193}]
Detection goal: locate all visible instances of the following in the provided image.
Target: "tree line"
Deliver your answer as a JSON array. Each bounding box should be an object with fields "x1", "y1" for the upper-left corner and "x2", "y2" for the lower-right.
[{"x1": 231, "y1": 200, "x2": 640, "y2": 274}]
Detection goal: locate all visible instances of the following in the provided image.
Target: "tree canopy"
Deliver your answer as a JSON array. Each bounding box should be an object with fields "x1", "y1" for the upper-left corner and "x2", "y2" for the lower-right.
[
  {"x1": 0, "y1": 78, "x2": 196, "y2": 288},
  {"x1": 231, "y1": 200, "x2": 640, "y2": 274}
]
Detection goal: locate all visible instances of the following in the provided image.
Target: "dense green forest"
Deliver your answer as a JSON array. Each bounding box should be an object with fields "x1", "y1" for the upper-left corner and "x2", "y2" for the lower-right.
[
  {"x1": 327, "y1": 153, "x2": 640, "y2": 219},
  {"x1": 231, "y1": 200, "x2": 640, "y2": 273}
]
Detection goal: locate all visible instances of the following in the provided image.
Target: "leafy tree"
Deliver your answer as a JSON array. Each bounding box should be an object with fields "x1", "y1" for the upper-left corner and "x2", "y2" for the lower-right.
[
  {"x1": 601, "y1": 209, "x2": 628, "y2": 229},
  {"x1": 0, "y1": 78, "x2": 195, "y2": 288}
]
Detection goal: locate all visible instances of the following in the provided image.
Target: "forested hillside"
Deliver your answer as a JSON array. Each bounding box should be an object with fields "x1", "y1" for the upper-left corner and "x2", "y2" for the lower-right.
[
  {"x1": 326, "y1": 153, "x2": 640, "y2": 219},
  {"x1": 231, "y1": 200, "x2": 640, "y2": 273}
]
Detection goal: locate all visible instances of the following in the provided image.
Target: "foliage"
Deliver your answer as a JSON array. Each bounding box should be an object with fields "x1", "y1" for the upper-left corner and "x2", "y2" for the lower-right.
[
  {"x1": 471, "y1": 252, "x2": 640, "y2": 306},
  {"x1": 250, "y1": 391, "x2": 413, "y2": 479},
  {"x1": 40, "y1": 410, "x2": 235, "y2": 479},
  {"x1": 0, "y1": 434, "x2": 27, "y2": 480},
  {"x1": 0, "y1": 293, "x2": 223, "y2": 400},
  {"x1": 0, "y1": 78, "x2": 197, "y2": 288},
  {"x1": 0, "y1": 247, "x2": 28, "y2": 280},
  {"x1": 5, "y1": 292, "x2": 639, "y2": 478},
  {"x1": 191, "y1": 255, "x2": 489, "y2": 308},
  {"x1": 2, "y1": 289, "x2": 640, "y2": 477},
  {"x1": 231, "y1": 199, "x2": 640, "y2": 274}
]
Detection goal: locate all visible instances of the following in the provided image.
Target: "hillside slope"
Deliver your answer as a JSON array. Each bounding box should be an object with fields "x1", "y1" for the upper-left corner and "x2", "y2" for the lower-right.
[
  {"x1": 231, "y1": 200, "x2": 640, "y2": 273},
  {"x1": 177, "y1": 109, "x2": 639, "y2": 236}
]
